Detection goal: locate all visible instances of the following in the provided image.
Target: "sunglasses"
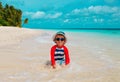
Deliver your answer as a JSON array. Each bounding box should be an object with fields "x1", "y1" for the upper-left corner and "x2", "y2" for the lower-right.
[{"x1": 55, "y1": 38, "x2": 65, "y2": 41}]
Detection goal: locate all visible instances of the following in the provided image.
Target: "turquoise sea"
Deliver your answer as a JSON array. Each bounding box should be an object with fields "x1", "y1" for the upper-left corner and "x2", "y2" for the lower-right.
[{"x1": 24, "y1": 27, "x2": 120, "y2": 37}]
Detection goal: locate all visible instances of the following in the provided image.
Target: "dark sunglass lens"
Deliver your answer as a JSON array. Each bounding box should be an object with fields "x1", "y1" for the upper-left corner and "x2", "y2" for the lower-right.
[
  {"x1": 56, "y1": 38, "x2": 65, "y2": 41},
  {"x1": 56, "y1": 38, "x2": 60, "y2": 41},
  {"x1": 61, "y1": 38, "x2": 65, "y2": 41}
]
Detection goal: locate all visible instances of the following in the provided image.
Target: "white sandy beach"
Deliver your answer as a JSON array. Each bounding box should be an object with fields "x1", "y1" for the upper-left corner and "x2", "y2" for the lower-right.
[{"x1": 0, "y1": 26, "x2": 120, "y2": 82}]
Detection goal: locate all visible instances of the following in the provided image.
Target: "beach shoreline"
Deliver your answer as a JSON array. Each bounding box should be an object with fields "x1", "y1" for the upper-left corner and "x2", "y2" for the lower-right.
[{"x1": 0, "y1": 26, "x2": 120, "y2": 82}]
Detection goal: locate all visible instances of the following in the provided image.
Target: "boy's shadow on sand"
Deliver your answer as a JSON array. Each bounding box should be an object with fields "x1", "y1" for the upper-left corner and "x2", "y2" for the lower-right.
[
  {"x1": 45, "y1": 60, "x2": 51, "y2": 66},
  {"x1": 44, "y1": 60, "x2": 51, "y2": 68}
]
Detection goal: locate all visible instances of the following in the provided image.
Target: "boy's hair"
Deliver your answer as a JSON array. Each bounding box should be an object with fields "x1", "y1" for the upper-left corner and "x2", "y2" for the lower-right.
[{"x1": 53, "y1": 31, "x2": 67, "y2": 43}]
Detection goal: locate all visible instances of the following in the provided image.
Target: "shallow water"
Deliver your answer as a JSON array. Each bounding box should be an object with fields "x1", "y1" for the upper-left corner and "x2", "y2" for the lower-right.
[{"x1": 35, "y1": 30, "x2": 120, "y2": 81}]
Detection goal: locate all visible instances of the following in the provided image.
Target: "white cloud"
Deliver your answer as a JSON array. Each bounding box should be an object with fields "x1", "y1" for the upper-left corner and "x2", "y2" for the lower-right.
[
  {"x1": 47, "y1": 12, "x2": 62, "y2": 19},
  {"x1": 88, "y1": 6, "x2": 119, "y2": 13},
  {"x1": 32, "y1": 11, "x2": 46, "y2": 19},
  {"x1": 24, "y1": 11, "x2": 45, "y2": 19},
  {"x1": 70, "y1": 5, "x2": 120, "y2": 23},
  {"x1": 24, "y1": 11, "x2": 62, "y2": 19},
  {"x1": 64, "y1": 19, "x2": 70, "y2": 23},
  {"x1": 72, "y1": 6, "x2": 120, "y2": 14},
  {"x1": 94, "y1": 18, "x2": 104, "y2": 23},
  {"x1": 72, "y1": 9, "x2": 81, "y2": 14}
]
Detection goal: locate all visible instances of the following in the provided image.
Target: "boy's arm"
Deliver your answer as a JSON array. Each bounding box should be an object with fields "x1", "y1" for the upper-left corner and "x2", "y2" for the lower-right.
[
  {"x1": 64, "y1": 46, "x2": 70, "y2": 65},
  {"x1": 50, "y1": 46, "x2": 56, "y2": 67}
]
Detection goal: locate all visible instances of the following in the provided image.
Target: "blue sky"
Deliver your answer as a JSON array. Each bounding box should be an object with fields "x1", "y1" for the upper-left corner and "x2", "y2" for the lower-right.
[{"x1": 1, "y1": 0, "x2": 120, "y2": 28}]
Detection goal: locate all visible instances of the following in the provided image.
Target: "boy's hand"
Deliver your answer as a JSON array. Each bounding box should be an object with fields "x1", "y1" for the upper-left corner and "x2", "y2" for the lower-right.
[
  {"x1": 61, "y1": 64, "x2": 65, "y2": 68},
  {"x1": 52, "y1": 65, "x2": 56, "y2": 69}
]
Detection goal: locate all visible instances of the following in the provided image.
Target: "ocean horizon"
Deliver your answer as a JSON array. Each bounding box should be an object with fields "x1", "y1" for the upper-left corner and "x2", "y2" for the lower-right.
[{"x1": 24, "y1": 27, "x2": 120, "y2": 30}]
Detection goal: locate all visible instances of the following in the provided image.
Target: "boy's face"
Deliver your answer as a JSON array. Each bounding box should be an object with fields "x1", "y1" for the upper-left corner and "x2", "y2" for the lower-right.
[{"x1": 55, "y1": 35, "x2": 65, "y2": 47}]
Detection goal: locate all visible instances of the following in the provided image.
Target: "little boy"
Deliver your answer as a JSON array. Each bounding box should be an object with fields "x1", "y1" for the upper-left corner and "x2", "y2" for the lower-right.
[{"x1": 50, "y1": 31, "x2": 70, "y2": 69}]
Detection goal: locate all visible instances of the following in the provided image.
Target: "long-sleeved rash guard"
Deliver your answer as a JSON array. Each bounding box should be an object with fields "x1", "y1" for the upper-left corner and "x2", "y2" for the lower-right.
[{"x1": 50, "y1": 45, "x2": 70, "y2": 66}]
